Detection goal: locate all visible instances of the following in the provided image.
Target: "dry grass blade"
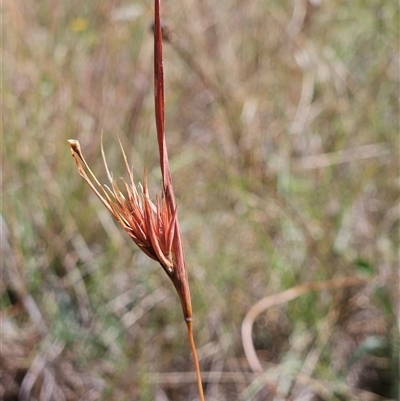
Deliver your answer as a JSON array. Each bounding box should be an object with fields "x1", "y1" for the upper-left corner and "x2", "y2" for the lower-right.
[{"x1": 242, "y1": 276, "x2": 368, "y2": 374}]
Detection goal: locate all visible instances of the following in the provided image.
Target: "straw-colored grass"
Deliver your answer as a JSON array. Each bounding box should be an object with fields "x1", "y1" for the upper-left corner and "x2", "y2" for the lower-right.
[{"x1": 2, "y1": 0, "x2": 398, "y2": 400}]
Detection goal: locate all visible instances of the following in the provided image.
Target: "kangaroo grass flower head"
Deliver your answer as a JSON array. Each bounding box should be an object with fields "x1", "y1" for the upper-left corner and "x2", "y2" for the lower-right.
[
  {"x1": 67, "y1": 139, "x2": 175, "y2": 271},
  {"x1": 68, "y1": 138, "x2": 192, "y2": 320}
]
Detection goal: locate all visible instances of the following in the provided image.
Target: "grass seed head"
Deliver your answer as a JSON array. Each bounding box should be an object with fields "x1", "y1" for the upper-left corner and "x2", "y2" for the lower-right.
[
  {"x1": 68, "y1": 139, "x2": 177, "y2": 273},
  {"x1": 68, "y1": 135, "x2": 193, "y2": 322}
]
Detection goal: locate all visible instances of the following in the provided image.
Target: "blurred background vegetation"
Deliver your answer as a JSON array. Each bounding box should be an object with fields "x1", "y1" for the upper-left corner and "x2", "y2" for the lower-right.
[{"x1": 2, "y1": 0, "x2": 399, "y2": 400}]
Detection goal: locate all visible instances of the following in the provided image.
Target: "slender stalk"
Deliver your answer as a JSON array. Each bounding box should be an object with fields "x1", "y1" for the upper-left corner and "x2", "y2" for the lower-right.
[
  {"x1": 153, "y1": 2, "x2": 205, "y2": 398},
  {"x1": 186, "y1": 320, "x2": 205, "y2": 401}
]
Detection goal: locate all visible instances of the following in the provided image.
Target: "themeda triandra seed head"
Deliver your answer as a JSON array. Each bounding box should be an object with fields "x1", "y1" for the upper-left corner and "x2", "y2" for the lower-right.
[{"x1": 68, "y1": 137, "x2": 192, "y2": 320}]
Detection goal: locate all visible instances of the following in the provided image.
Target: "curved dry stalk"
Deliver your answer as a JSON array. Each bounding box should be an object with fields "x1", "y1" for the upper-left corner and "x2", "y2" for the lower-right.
[{"x1": 241, "y1": 276, "x2": 367, "y2": 374}]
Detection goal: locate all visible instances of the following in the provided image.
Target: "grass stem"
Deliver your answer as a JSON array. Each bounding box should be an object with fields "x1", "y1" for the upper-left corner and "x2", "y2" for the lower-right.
[{"x1": 186, "y1": 320, "x2": 205, "y2": 401}]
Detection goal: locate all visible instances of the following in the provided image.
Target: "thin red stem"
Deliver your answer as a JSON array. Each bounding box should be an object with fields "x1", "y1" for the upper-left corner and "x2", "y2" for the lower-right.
[
  {"x1": 186, "y1": 320, "x2": 205, "y2": 401},
  {"x1": 154, "y1": 0, "x2": 175, "y2": 207}
]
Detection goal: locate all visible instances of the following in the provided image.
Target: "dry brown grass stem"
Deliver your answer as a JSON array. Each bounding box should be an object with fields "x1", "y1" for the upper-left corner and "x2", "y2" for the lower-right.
[
  {"x1": 241, "y1": 277, "x2": 370, "y2": 399},
  {"x1": 68, "y1": 0, "x2": 205, "y2": 399},
  {"x1": 186, "y1": 320, "x2": 204, "y2": 400},
  {"x1": 242, "y1": 276, "x2": 368, "y2": 375}
]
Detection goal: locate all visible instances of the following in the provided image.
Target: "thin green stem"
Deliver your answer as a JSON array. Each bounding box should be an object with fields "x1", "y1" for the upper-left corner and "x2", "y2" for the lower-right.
[{"x1": 186, "y1": 320, "x2": 205, "y2": 401}]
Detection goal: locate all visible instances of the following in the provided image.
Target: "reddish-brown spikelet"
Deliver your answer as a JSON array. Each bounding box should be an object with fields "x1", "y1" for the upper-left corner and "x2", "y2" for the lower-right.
[{"x1": 68, "y1": 137, "x2": 192, "y2": 320}]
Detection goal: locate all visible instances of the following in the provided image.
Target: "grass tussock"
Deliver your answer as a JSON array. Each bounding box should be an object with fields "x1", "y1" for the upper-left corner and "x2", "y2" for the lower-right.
[{"x1": 2, "y1": 0, "x2": 399, "y2": 400}]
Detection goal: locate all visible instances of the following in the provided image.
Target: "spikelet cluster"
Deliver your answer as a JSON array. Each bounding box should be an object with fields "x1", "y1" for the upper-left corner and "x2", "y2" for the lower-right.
[{"x1": 68, "y1": 139, "x2": 177, "y2": 274}]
